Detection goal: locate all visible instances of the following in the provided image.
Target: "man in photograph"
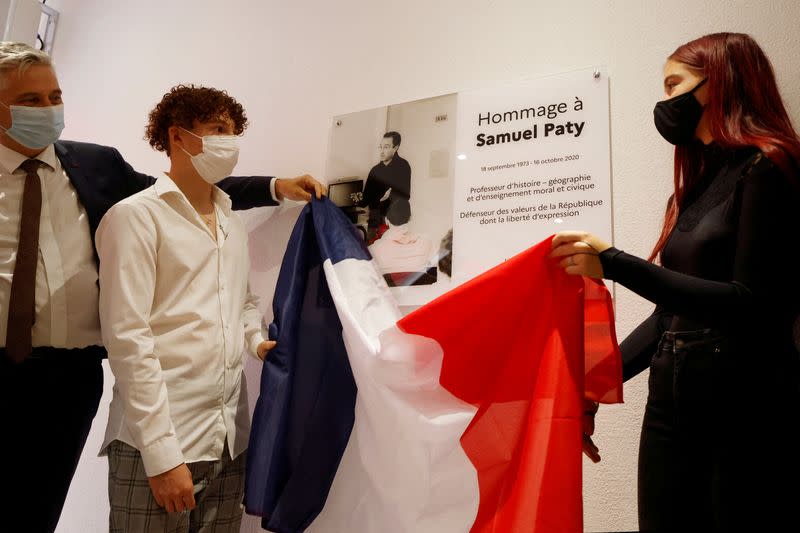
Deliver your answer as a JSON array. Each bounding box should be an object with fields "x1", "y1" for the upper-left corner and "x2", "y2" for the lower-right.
[{"x1": 357, "y1": 131, "x2": 411, "y2": 242}]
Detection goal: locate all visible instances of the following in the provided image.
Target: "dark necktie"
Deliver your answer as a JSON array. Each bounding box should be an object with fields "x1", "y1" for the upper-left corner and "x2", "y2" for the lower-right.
[{"x1": 5, "y1": 159, "x2": 44, "y2": 363}]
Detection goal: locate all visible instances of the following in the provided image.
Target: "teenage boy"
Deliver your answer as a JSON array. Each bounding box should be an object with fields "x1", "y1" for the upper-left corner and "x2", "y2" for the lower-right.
[{"x1": 97, "y1": 85, "x2": 277, "y2": 531}]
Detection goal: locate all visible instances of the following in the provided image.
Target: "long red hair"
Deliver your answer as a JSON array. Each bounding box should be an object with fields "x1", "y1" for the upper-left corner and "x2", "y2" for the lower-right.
[{"x1": 649, "y1": 32, "x2": 800, "y2": 262}]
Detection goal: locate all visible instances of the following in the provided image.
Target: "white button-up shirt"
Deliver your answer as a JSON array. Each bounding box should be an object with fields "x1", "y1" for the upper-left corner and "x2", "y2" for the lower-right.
[
  {"x1": 0, "y1": 143, "x2": 101, "y2": 349},
  {"x1": 97, "y1": 174, "x2": 265, "y2": 476}
]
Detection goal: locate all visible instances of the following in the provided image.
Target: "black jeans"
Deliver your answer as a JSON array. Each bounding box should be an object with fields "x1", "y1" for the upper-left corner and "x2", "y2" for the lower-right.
[
  {"x1": 1, "y1": 347, "x2": 104, "y2": 533},
  {"x1": 638, "y1": 329, "x2": 797, "y2": 532}
]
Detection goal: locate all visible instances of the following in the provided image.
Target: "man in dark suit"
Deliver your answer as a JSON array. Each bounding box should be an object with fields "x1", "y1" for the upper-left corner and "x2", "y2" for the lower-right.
[
  {"x1": 357, "y1": 131, "x2": 411, "y2": 242},
  {"x1": 0, "y1": 42, "x2": 323, "y2": 533}
]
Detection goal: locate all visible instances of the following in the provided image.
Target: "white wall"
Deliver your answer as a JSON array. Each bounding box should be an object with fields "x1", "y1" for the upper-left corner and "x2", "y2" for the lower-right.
[{"x1": 43, "y1": 1, "x2": 800, "y2": 532}]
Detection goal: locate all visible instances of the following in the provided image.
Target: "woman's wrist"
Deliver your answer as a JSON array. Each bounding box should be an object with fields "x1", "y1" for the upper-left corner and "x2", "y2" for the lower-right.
[{"x1": 598, "y1": 247, "x2": 623, "y2": 280}]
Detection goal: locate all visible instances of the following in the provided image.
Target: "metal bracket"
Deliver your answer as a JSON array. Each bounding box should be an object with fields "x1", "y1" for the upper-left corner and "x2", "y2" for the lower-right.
[{"x1": 39, "y1": 3, "x2": 58, "y2": 54}]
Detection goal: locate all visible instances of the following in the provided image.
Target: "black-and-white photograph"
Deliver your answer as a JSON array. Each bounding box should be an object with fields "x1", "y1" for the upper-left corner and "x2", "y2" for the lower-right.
[{"x1": 326, "y1": 93, "x2": 457, "y2": 304}]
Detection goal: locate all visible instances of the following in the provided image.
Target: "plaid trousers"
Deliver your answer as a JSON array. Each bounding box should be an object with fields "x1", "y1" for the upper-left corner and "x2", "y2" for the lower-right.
[{"x1": 107, "y1": 440, "x2": 246, "y2": 533}]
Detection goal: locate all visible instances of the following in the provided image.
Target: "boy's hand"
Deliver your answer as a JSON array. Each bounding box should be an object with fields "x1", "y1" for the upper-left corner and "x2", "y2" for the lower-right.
[
  {"x1": 257, "y1": 340, "x2": 277, "y2": 361},
  {"x1": 148, "y1": 463, "x2": 195, "y2": 513}
]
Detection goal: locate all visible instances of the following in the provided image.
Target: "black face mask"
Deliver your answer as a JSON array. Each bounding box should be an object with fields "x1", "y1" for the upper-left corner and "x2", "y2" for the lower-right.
[{"x1": 653, "y1": 78, "x2": 708, "y2": 145}]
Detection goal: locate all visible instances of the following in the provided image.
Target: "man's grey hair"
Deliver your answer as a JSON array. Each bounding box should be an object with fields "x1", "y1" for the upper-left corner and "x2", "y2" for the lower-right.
[{"x1": 0, "y1": 41, "x2": 51, "y2": 74}]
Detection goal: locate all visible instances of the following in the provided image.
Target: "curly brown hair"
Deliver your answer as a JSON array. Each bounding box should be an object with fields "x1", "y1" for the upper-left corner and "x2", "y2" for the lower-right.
[{"x1": 145, "y1": 84, "x2": 248, "y2": 155}]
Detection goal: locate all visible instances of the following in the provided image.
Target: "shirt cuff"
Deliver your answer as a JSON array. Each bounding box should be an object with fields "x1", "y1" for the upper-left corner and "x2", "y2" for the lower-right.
[
  {"x1": 139, "y1": 435, "x2": 185, "y2": 477},
  {"x1": 270, "y1": 178, "x2": 283, "y2": 204},
  {"x1": 249, "y1": 331, "x2": 267, "y2": 361}
]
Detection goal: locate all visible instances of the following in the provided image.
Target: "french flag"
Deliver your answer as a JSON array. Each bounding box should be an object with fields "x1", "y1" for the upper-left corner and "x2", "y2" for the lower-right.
[{"x1": 244, "y1": 197, "x2": 622, "y2": 533}]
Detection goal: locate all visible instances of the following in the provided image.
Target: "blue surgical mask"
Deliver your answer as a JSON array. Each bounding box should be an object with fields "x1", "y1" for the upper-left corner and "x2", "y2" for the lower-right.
[{"x1": 0, "y1": 103, "x2": 65, "y2": 149}]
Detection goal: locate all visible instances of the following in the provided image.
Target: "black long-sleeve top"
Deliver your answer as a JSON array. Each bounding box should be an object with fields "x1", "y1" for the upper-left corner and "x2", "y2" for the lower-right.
[
  {"x1": 359, "y1": 154, "x2": 412, "y2": 208},
  {"x1": 599, "y1": 145, "x2": 800, "y2": 382}
]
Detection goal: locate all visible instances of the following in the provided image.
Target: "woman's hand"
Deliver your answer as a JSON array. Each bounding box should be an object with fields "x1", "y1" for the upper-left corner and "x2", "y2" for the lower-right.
[{"x1": 549, "y1": 231, "x2": 612, "y2": 279}]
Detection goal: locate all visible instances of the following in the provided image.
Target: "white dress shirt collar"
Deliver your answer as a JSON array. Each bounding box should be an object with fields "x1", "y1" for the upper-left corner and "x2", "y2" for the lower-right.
[
  {"x1": 153, "y1": 172, "x2": 233, "y2": 213},
  {"x1": 154, "y1": 173, "x2": 234, "y2": 239},
  {"x1": 0, "y1": 142, "x2": 58, "y2": 174}
]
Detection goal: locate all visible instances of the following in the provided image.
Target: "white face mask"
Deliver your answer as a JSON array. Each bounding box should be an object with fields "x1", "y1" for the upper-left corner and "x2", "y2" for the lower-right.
[{"x1": 179, "y1": 128, "x2": 239, "y2": 184}]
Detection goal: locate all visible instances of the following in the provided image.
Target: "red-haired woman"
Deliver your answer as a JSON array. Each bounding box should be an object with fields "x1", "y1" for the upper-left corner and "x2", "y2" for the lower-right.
[{"x1": 551, "y1": 33, "x2": 800, "y2": 531}]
